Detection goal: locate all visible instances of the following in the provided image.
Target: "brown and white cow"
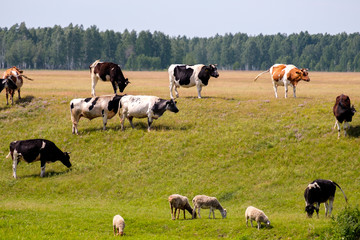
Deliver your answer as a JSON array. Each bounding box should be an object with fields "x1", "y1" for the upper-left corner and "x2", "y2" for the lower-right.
[
  {"x1": 89, "y1": 60, "x2": 130, "y2": 97},
  {"x1": 2, "y1": 66, "x2": 33, "y2": 105},
  {"x1": 254, "y1": 64, "x2": 310, "y2": 98}
]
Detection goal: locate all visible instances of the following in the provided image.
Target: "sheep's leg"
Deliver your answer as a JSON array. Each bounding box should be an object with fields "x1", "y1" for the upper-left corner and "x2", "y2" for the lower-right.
[
  {"x1": 246, "y1": 217, "x2": 249, "y2": 227},
  {"x1": 170, "y1": 204, "x2": 174, "y2": 220},
  {"x1": 208, "y1": 208, "x2": 212, "y2": 219},
  {"x1": 212, "y1": 208, "x2": 215, "y2": 219},
  {"x1": 197, "y1": 207, "x2": 201, "y2": 219},
  {"x1": 176, "y1": 208, "x2": 180, "y2": 219},
  {"x1": 113, "y1": 226, "x2": 117, "y2": 236},
  {"x1": 250, "y1": 219, "x2": 254, "y2": 227},
  {"x1": 183, "y1": 209, "x2": 186, "y2": 219},
  {"x1": 257, "y1": 221, "x2": 261, "y2": 230}
]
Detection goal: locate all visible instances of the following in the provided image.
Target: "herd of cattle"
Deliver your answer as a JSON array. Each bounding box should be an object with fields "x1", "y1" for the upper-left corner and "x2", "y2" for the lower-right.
[{"x1": 1, "y1": 60, "x2": 355, "y2": 233}]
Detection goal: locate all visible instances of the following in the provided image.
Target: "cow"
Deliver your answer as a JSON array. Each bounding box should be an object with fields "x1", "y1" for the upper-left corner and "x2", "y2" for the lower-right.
[
  {"x1": 333, "y1": 94, "x2": 356, "y2": 139},
  {"x1": 6, "y1": 139, "x2": 71, "y2": 179},
  {"x1": 70, "y1": 94, "x2": 123, "y2": 134},
  {"x1": 254, "y1": 64, "x2": 310, "y2": 98},
  {"x1": 0, "y1": 78, "x2": 17, "y2": 93},
  {"x1": 304, "y1": 179, "x2": 347, "y2": 218},
  {"x1": 89, "y1": 60, "x2": 130, "y2": 97},
  {"x1": 120, "y1": 95, "x2": 179, "y2": 132},
  {"x1": 2, "y1": 66, "x2": 33, "y2": 105},
  {"x1": 168, "y1": 64, "x2": 219, "y2": 99}
]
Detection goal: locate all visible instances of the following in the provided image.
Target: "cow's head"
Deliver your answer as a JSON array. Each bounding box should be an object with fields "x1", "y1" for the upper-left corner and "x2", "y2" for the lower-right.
[
  {"x1": 61, "y1": 152, "x2": 72, "y2": 168},
  {"x1": 118, "y1": 78, "x2": 130, "y2": 93},
  {"x1": 300, "y1": 68, "x2": 310, "y2": 82},
  {"x1": 207, "y1": 64, "x2": 219, "y2": 78},
  {"x1": 305, "y1": 205, "x2": 315, "y2": 218},
  {"x1": 166, "y1": 99, "x2": 179, "y2": 113}
]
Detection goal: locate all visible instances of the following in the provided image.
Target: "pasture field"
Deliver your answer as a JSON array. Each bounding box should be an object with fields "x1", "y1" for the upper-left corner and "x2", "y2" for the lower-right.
[{"x1": 0, "y1": 70, "x2": 360, "y2": 239}]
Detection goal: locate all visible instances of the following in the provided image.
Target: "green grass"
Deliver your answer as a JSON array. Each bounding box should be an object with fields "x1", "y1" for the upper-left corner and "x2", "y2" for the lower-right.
[{"x1": 0, "y1": 70, "x2": 360, "y2": 239}]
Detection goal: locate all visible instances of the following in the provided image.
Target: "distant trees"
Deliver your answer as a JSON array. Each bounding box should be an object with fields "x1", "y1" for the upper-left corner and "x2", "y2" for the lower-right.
[{"x1": 0, "y1": 22, "x2": 360, "y2": 71}]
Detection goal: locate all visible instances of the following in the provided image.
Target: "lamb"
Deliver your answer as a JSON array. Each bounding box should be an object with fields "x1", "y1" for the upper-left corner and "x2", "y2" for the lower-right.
[
  {"x1": 192, "y1": 195, "x2": 227, "y2": 219},
  {"x1": 168, "y1": 194, "x2": 195, "y2": 220},
  {"x1": 245, "y1": 206, "x2": 270, "y2": 230},
  {"x1": 113, "y1": 215, "x2": 125, "y2": 236}
]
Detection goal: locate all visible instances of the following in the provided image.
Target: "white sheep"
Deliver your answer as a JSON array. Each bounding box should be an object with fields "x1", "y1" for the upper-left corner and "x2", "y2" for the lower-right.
[
  {"x1": 168, "y1": 194, "x2": 195, "y2": 220},
  {"x1": 192, "y1": 195, "x2": 227, "y2": 219},
  {"x1": 113, "y1": 215, "x2": 125, "y2": 236},
  {"x1": 245, "y1": 206, "x2": 270, "y2": 230}
]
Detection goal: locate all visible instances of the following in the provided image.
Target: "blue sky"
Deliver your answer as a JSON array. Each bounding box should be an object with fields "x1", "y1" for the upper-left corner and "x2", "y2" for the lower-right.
[{"x1": 2, "y1": 0, "x2": 359, "y2": 37}]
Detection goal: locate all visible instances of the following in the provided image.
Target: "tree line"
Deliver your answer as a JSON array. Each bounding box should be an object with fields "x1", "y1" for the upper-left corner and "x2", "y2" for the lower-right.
[{"x1": 1, "y1": 22, "x2": 360, "y2": 71}]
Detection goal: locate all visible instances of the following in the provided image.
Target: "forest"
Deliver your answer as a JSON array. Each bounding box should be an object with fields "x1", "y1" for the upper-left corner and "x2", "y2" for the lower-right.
[{"x1": 1, "y1": 22, "x2": 360, "y2": 71}]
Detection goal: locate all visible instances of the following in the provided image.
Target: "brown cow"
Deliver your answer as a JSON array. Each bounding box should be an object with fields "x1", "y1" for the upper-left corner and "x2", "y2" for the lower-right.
[
  {"x1": 254, "y1": 64, "x2": 310, "y2": 98},
  {"x1": 333, "y1": 94, "x2": 356, "y2": 138},
  {"x1": 2, "y1": 66, "x2": 33, "y2": 105}
]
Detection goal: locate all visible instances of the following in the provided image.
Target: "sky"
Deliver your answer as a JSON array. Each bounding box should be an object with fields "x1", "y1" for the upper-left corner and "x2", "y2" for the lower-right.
[{"x1": 2, "y1": 0, "x2": 360, "y2": 38}]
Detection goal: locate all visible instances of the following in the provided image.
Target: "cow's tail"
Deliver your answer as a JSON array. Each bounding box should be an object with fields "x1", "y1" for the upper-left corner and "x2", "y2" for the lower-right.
[
  {"x1": 89, "y1": 59, "x2": 101, "y2": 70},
  {"x1": 254, "y1": 69, "x2": 270, "y2": 82},
  {"x1": 332, "y1": 181, "x2": 348, "y2": 203},
  {"x1": 19, "y1": 74, "x2": 34, "y2": 81}
]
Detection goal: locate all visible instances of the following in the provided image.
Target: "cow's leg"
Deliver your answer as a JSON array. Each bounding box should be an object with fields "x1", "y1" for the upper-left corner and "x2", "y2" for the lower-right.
[
  {"x1": 334, "y1": 120, "x2": 341, "y2": 139},
  {"x1": 147, "y1": 117, "x2": 153, "y2": 132},
  {"x1": 102, "y1": 110, "x2": 108, "y2": 130},
  {"x1": 40, "y1": 161, "x2": 46, "y2": 177},
  {"x1": 128, "y1": 116, "x2": 135, "y2": 129},
  {"x1": 174, "y1": 86, "x2": 179, "y2": 98},
  {"x1": 17, "y1": 88, "x2": 21, "y2": 100},
  {"x1": 91, "y1": 74, "x2": 98, "y2": 97},
  {"x1": 5, "y1": 89, "x2": 9, "y2": 105},
  {"x1": 328, "y1": 197, "x2": 334, "y2": 217},
  {"x1": 169, "y1": 77, "x2": 175, "y2": 99},
  {"x1": 315, "y1": 203, "x2": 320, "y2": 218},
  {"x1": 272, "y1": 83, "x2": 278, "y2": 98},
  {"x1": 293, "y1": 86, "x2": 296, "y2": 98},
  {"x1": 11, "y1": 91, "x2": 14, "y2": 104},
  {"x1": 12, "y1": 153, "x2": 18, "y2": 179},
  {"x1": 71, "y1": 114, "x2": 79, "y2": 135},
  {"x1": 344, "y1": 121, "x2": 349, "y2": 136},
  {"x1": 284, "y1": 83, "x2": 288, "y2": 98},
  {"x1": 111, "y1": 81, "x2": 118, "y2": 95},
  {"x1": 324, "y1": 201, "x2": 329, "y2": 217},
  {"x1": 196, "y1": 84, "x2": 203, "y2": 98}
]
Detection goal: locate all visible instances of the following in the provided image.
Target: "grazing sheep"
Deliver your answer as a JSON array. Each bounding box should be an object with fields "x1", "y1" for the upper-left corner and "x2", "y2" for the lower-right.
[
  {"x1": 113, "y1": 215, "x2": 125, "y2": 236},
  {"x1": 192, "y1": 195, "x2": 227, "y2": 219},
  {"x1": 245, "y1": 206, "x2": 270, "y2": 230},
  {"x1": 168, "y1": 194, "x2": 195, "y2": 220}
]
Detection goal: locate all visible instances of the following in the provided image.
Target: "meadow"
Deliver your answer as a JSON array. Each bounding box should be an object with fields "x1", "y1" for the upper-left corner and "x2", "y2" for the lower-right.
[{"x1": 0, "y1": 70, "x2": 359, "y2": 239}]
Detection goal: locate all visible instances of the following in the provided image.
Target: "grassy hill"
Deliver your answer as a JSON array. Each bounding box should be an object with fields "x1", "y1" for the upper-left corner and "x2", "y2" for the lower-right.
[{"x1": 0, "y1": 70, "x2": 359, "y2": 239}]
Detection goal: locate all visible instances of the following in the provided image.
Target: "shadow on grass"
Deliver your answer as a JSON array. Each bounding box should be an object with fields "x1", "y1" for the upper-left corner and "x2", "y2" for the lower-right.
[
  {"x1": 347, "y1": 125, "x2": 360, "y2": 138},
  {"x1": 19, "y1": 168, "x2": 72, "y2": 179},
  {"x1": 15, "y1": 95, "x2": 35, "y2": 105},
  {"x1": 77, "y1": 122, "x2": 191, "y2": 134},
  {"x1": 184, "y1": 96, "x2": 236, "y2": 101}
]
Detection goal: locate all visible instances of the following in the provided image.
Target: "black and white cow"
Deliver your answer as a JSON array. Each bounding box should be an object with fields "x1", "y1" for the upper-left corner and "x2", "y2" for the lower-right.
[
  {"x1": 70, "y1": 94, "x2": 123, "y2": 134},
  {"x1": 333, "y1": 94, "x2": 356, "y2": 138},
  {"x1": 0, "y1": 78, "x2": 18, "y2": 95},
  {"x1": 6, "y1": 139, "x2": 71, "y2": 179},
  {"x1": 304, "y1": 179, "x2": 348, "y2": 218},
  {"x1": 120, "y1": 95, "x2": 179, "y2": 132},
  {"x1": 168, "y1": 64, "x2": 219, "y2": 99},
  {"x1": 89, "y1": 60, "x2": 130, "y2": 97}
]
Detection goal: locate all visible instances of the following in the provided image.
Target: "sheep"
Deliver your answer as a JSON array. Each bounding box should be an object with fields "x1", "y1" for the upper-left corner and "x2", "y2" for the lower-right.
[
  {"x1": 168, "y1": 194, "x2": 195, "y2": 220},
  {"x1": 192, "y1": 195, "x2": 227, "y2": 219},
  {"x1": 113, "y1": 215, "x2": 125, "y2": 236},
  {"x1": 245, "y1": 206, "x2": 270, "y2": 230}
]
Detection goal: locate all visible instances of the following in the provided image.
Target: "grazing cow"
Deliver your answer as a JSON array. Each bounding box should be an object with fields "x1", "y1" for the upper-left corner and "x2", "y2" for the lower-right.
[
  {"x1": 89, "y1": 60, "x2": 130, "y2": 97},
  {"x1": 168, "y1": 64, "x2": 219, "y2": 99},
  {"x1": 3, "y1": 66, "x2": 33, "y2": 105},
  {"x1": 304, "y1": 179, "x2": 347, "y2": 218},
  {"x1": 333, "y1": 94, "x2": 356, "y2": 138},
  {"x1": 70, "y1": 94, "x2": 123, "y2": 134},
  {"x1": 254, "y1": 64, "x2": 310, "y2": 98},
  {"x1": 6, "y1": 139, "x2": 71, "y2": 179},
  {"x1": 120, "y1": 95, "x2": 179, "y2": 132}
]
